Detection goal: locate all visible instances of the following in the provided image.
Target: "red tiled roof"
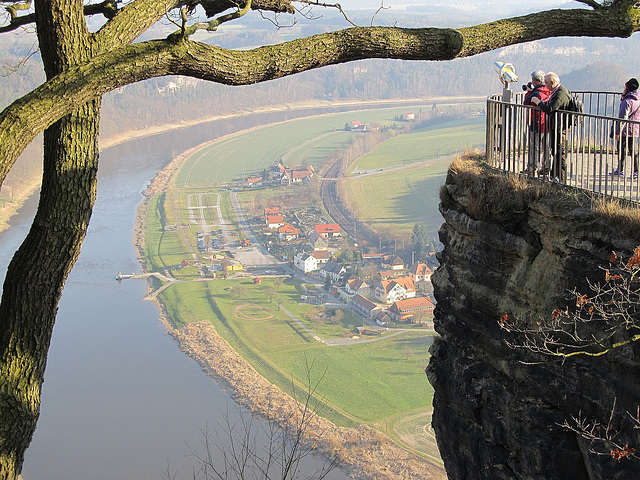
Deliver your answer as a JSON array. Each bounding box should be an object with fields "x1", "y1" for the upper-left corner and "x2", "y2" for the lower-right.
[
  {"x1": 312, "y1": 250, "x2": 330, "y2": 260},
  {"x1": 391, "y1": 276, "x2": 416, "y2": 291},
  {"x1": 264, "y1": 206, "x2": 280, "y2": 215},
  {"x1": 266, "y1": 214, "x2": 284, "y2": 224},
  {"x1": 391, "y1": 296, "x2": 434, "y2": 313},
  {"x1": 278, "y1": 223, "x2": 299, "y2": 234},
  {"x1": 315, "y1": 224, "x2": 340, "y2": 234}
]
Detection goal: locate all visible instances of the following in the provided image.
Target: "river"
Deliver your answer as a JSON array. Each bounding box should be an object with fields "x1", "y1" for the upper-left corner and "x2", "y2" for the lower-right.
[{"x1": 9, "y1": 108, "x2": 362, "y2": 480}]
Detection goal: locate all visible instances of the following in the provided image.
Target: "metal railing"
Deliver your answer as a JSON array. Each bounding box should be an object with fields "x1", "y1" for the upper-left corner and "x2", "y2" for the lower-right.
[{"x1": 486, "y1": 91, "x2": 640, "y2": 202}]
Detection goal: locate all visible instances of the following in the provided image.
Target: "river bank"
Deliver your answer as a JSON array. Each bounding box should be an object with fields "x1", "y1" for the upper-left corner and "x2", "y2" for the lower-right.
[
  {"x1": 131, "y1": 121, "x2": 446, "y2": 478},
  {"x1": 0, "y1": 95, "x2": 484, "y2": 235}
]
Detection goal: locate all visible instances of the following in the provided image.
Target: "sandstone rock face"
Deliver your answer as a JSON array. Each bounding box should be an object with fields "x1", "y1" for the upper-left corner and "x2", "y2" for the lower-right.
[{"x1": 427, "y1": 162, "x2": 640, "y2": 479}]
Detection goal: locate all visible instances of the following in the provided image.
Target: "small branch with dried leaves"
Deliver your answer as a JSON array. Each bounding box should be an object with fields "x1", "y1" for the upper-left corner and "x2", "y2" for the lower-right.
[{"x1": 499, "y1": 246, "x2": 640, "y2": 362}]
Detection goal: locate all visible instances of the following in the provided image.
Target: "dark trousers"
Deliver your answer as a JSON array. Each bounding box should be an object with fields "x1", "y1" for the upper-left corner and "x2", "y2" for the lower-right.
[
  {"x1": 550, "y1": 126, "x2": 567, "y2": 181},
  {"x1": 617, "y1": 136, "x2": 639, "y2": 173}
]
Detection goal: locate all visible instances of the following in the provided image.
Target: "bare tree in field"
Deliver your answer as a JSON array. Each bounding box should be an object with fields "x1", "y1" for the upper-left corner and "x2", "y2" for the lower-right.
[{"x1": 1, "y1": 0, "x2": 640, "y2": 478}]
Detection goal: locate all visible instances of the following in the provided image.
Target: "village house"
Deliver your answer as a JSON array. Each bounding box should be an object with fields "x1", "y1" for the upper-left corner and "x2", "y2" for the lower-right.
[
  {"x1": 382, "y1": 254, "x2": 405, "y2": 270},
  {"x1": 266, "y1": 214, "x2": 284, "y2": 230},
  {"x1": 345, "y1": 121, "x2": 368, "y2": 132},
  {"x1": 246, "y1": 176, "x2": 262, "y2": 188},
  {"x1": 345, "y1": 277, "x2": 371, "y2": 298},
  {"x1": 280, "y1": 166, "x2": 314, "y2": 185},
  {"x1": 337, "y1": 276, "x2": 371, "y2": 303},
  {"x1": 401, "y1": 111, "x2": 415, "y2": 121},
  {"x1": 378, "y1": 269, "x2": 404, "y2": 280},
  {"x1": 312, "y1": 249, "x2": 330, "y2": 265},
  {"x1": 388, "y1": 296, "x2": 434, "y2": 323},
  {"x1": 374, "y1": 276, "x2": 416, "y2": 304},
  {"x1": 294, "y1": 252, "x2": 319, "y2": 273},
  {"x1": 350, "y1": 294, "x2": 380, "y2": 320},
  {"x1": 308, "y1": 230, "x2": 328, "y2": 251},
  {"x1": 264, "y1": 206, "x2": 280, "y2": 216},
  {"x1": 278, "y1": 223, "x2": 300, "y2": 241},
  {"x1": 375, "y1": 310, "x2": 392, "y2": 326},
  {"x1": 410, "y1": 262, "x2": 433, "y2": 283},
  {"x1": 315, "y1": 223, "x2": 341, "y2": 239},
  {"x1": 319, "y1": 262, "x2": 346, "y2": 283}
]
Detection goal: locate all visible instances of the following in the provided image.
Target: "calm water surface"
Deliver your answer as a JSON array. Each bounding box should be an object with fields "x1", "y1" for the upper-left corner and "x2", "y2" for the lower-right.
[{"x1": 12, "y1": 109, "x2": 358, "y2": 480}]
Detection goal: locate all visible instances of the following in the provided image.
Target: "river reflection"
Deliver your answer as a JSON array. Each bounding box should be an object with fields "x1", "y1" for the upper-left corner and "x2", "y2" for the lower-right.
[{"x1": 14, "y1": 107, "x2": 362, "y2": 480}]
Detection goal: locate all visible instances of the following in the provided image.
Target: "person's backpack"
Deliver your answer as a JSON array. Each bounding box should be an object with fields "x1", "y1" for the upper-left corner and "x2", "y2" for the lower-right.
[{"x1": 567, "y1": 93, "x2": 584, "y2": 125}]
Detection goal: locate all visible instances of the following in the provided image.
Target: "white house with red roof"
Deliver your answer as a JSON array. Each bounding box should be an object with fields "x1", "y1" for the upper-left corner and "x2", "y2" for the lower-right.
[
  {"x1": 278, "y1": 223, "x2": 300, "y2": 241},
  {"x1": 374, "y1": 276, "x2": 416, "y2": 304},
  {"x1": 246, "y1": 176, "x2": 263, "y2": 188},
  {"x1": 266, "y1": 214, "x2": 284, "y2": 230},
  {"x1": 312, "y1": 249, "x2": 330, "y2": 265},
  {"x1": 410, "y1": 262, "x2": 433, "y2": 283},
  {"x1": 315, "y1": 223, "x2": 341, "y2": 239},
  {"x1": 388, "y1": 297, "x2": 434, "y2": 322}
]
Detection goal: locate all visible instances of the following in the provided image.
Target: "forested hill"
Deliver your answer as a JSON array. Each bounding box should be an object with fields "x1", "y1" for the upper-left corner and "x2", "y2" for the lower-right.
[
  {"x1": 2, "y1": 10, "x2": 639, "y2": 138},
  {"x1": 0, "y1": 8, "x2": 639, "y2": 206}
]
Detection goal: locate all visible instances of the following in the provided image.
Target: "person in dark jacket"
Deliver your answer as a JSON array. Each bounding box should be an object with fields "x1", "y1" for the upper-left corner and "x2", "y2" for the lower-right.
[
  {"x1": 611, "y1": 77, "x2": 640, "y2": 178},
  {"x1": 523, "y1": 70, "x2": 551, "y2": 176},
  {"x1": 531, "y1": 72, "x2": 571, "y2": 182}
]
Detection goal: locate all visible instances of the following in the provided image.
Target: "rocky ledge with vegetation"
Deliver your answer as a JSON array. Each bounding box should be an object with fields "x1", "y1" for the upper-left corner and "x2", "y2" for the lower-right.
[{"x1": 428, "y1": 156, "x2": 640, "y2": 479}]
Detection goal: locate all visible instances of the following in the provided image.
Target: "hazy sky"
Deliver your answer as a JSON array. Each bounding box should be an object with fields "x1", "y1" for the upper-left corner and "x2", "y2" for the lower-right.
[{"x1": 338, "y1": 0, "x2": 578, "y2": 18}]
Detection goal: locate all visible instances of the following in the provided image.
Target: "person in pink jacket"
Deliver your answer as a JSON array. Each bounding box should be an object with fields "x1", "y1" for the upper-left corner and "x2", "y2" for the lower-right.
[{"x1": 611, "y1": 77, "x2": 640, "y2": 178}]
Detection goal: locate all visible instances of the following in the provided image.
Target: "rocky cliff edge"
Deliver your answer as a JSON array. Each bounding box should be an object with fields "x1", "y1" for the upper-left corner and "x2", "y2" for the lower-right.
[{"x1": 427, "y1": 157, "x2": 640, "y2": 479}]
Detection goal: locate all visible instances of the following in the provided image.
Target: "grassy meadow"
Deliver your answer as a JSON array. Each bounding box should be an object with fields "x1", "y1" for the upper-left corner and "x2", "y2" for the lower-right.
[
  {"x1": 347, "y1": 116, "x2": 485, "y2": 173},
  {"x1": 173, "y1": 104, "x2": 441, "y2": 187},
  {"x1": 339, "y1": 116, "x2": 485, "y2": 240},
  {"x1": 157, "y1": 277, "x2": 435, "y2": 430},
  {"x1": 141, "y1": 103, "x2": 488, "y2": 462},
  {"x1": 339, "y1": 157, "x2": 453, "y2": 239}
]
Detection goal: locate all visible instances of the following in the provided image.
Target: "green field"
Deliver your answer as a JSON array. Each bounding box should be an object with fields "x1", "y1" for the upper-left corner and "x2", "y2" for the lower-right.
[
  {"x1": 340, "y1": 157, "x2": 453, "y2": 239},
  {"x1": 348, "y1": 116, "x2": 485, "y2": 173},
  {"x1": 143, "y1": 104, "x2": 487, "y2": 462},
  {"x1": 158, "y1": 278, "x2": 435, "y2": 430},
  {"x1": 174, "y1": 104, "x2": 450, "y2": 187},
  {"x1": 338, "y1": 116, "x2": 485, "y2": 240}
]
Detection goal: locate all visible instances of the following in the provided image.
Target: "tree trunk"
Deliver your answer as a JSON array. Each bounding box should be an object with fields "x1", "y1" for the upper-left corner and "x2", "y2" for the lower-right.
[{"x1": 0, "y1": 1, "x2": 100, "y2": 477}]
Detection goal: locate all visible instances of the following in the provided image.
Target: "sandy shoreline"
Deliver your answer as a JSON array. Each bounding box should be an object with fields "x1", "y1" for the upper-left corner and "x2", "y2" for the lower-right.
[{"x1": 131, "y1": 110, "x2": 446, "y2": 479}]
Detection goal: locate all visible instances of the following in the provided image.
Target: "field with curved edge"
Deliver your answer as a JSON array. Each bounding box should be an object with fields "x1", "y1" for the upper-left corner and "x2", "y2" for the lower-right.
[
  {"x1": 347, "y1": 116, "x2": 485, "y2": 173},
  {"x1": 145, "y1": 103, "x2": 487, "y2": 464},
  {"x1": 173, "y1": 103, "x2": 479, "y2": 187},
  {"x1": 157, "y1": 278, "x2": 435, "y2": 432}
]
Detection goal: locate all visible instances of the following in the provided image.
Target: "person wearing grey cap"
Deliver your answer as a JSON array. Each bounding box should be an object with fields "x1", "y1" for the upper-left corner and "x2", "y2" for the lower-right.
[{"x1": 611, "y1": 77, "x2": 640, "y2": 178}]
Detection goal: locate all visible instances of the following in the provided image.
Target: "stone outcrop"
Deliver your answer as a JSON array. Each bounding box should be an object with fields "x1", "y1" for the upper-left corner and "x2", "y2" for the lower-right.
[{"x1": 427, "y1": 159, "x2": 640, "y2": 479}]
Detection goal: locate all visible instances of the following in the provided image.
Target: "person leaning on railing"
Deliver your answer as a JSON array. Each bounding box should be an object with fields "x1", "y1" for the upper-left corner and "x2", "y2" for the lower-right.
[
  {"x1": 530, "y1": 72, "x2": 571, "y2": 183},
  {"x1": 611, "y1": 77, "x2": 640, "y2": 179},
  {"x1": 522, "y1": 70, "x2": 551, "y2": 177}
]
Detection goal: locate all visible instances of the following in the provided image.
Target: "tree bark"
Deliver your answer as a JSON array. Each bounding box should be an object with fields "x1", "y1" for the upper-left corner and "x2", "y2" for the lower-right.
[{"x1": 0, "y1": 1, "x2": 100, "y2": 478}]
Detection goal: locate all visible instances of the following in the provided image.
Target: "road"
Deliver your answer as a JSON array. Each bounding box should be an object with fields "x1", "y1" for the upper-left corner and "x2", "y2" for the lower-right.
[{"x1": 229, "y1": 190, "x2": 284, "y2": 267}]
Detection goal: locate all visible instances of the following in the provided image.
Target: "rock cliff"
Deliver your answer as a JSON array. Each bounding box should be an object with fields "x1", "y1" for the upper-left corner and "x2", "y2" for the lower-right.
[{"x1": 427, "y1": 158, "x2": 640, "y2": 479}]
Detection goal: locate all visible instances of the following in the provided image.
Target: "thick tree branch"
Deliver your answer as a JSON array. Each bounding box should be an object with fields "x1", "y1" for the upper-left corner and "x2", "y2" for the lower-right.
[{"x1": 1, "y1": 5, "x2": 640, "y2": 187}]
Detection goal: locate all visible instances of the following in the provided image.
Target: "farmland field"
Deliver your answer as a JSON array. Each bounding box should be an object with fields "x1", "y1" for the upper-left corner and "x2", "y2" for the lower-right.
[
  {"x1": 144, "y1": 102, "x2": 486, "y2": 464},
  {"x1": 173, "y1": 103, "x2": 473, "y2": 187},
  {"x1": 339, "y1": 157, "x2": 452, "y2": 239},
  {"x1": 339, "y1": 116, "x2": 485, "y2": 240},
  {"x1": 157, "y1": 278, "x2": 435, "y2": 430},
  {"x1": 347, "y1": 116, "x2": 485, "y2": 173}
]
